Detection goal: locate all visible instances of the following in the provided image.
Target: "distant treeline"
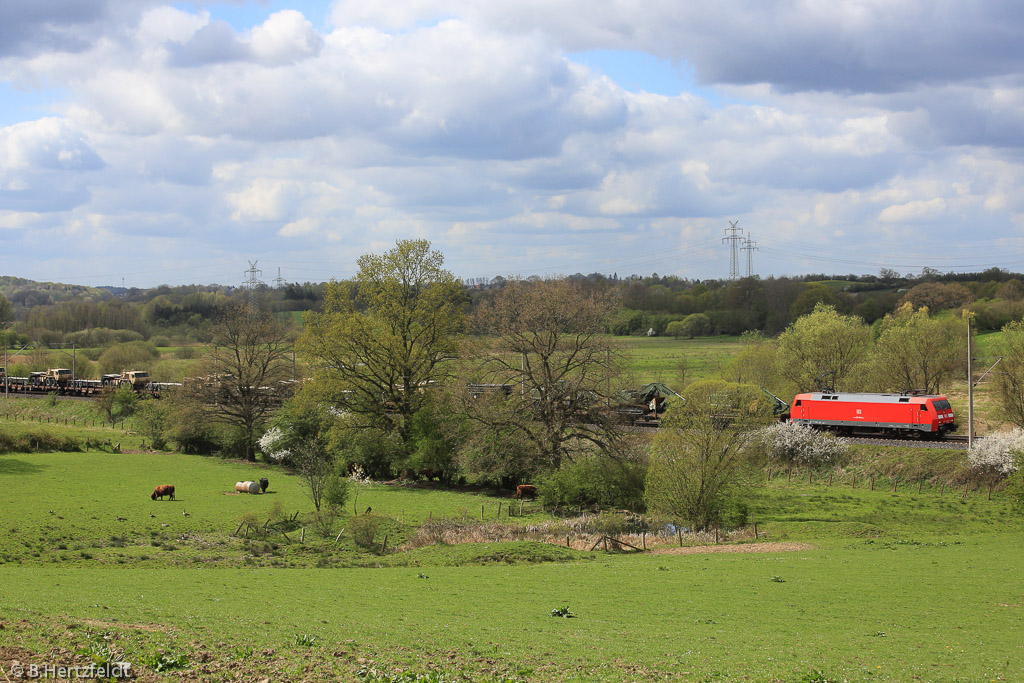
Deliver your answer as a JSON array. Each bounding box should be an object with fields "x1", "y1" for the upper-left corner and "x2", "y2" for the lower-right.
[{"x1": 2, "y1": 267, "x2": 1024, "y2": 347}]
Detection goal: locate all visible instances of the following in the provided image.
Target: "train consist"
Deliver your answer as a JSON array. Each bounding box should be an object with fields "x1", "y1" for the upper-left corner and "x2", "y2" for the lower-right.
[
  {"x1": 788, "y1": 391, "x2": 956, "y2": 438},
  {"x1": 0, "y1": 368, "x2": 175, "y2": 396}
]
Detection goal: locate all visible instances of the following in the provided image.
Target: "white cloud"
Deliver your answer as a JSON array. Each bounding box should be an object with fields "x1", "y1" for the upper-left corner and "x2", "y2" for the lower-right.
[
  {"x1": 0, "y1": 1, "x2": 1022, "y2": 285},
  {"x1": 878, "y1": 198, "x2": 948, "y2": 223}
]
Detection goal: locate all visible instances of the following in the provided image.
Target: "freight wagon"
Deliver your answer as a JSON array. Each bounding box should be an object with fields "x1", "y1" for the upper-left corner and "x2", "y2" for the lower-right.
[{"x1": 789, "y1": 391, "x2": 956, "y2": 438}]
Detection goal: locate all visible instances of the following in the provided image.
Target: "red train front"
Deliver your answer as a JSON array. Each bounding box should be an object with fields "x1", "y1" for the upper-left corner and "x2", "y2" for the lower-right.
[{"x1": 788, "y1": 391, "x2": 956, "y2": 437}]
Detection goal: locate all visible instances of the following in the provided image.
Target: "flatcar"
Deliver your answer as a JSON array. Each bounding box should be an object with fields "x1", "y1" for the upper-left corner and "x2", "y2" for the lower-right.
[{"x1": 788, "y1": 391, "x2": 956, "y2": 438}]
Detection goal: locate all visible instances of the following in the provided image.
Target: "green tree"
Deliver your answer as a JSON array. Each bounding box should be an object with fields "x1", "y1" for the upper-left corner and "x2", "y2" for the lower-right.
[
  {"x1": 776, "y1": 304, "x2": 871, "y2": 392},
  {"x1": 994, "y1": 321, "x2": 1024, "y2": 428},
  {"x1": 299, "y1": 240, "x2": 465, "y2": 457},
  {"x1": 97, "y1": 341, "x2": 160, "y2": 375},
  {"x1": 0, "y1": 293, "x2": 13, "y2": 326},
  {"x1": 94, "y1": 385, "x2": 139, "y2": 425},
  {"x1": 644, "y1": 380, "x2": 771, "y2": 531},
  {"x1": 679, "y1": 313, "x2": 712, "y2": 338},
  {"x1": 872, "y1": 303, "x2": 965, "y2": 394}
]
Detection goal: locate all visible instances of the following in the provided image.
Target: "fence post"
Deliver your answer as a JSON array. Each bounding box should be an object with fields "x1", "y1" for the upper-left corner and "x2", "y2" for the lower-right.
[
  {"x1": 754, "y1": 522, "x2": 758, "y2": 540},
  {"x1": 677, "y1": 527, "x2": 682, "y2": 547},
  {"x1": 893, "y1": 479, "x2": 898, "y2": 493},
  {"x1": 870, "y1": 476, "x2": 875, "y2": 491},
  {"x1": 381, "y1": 534, "x2": 388, "y2": 554}
]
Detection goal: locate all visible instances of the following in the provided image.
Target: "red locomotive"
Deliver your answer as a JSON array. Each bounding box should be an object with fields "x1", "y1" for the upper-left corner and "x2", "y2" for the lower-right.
[{"x1": 788, "y1": 391, "x2": 956, "y2": 438}]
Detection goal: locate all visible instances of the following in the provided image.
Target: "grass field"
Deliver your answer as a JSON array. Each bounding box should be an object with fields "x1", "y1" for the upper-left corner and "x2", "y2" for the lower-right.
[
  {"x1": 1, "y1": 335, "x2": 1022, "y2": 681},
  {"x1": 1, "y1": 446, "x2": 1022, "y2": 681},
  {"x1": 616, "y1": 335, "x2": 744, "y2": 385}
]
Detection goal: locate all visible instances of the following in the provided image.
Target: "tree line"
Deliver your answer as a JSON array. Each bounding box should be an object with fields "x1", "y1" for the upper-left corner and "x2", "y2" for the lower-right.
[{"x1": 118, "y1": 240, "x2": 1024, "y2": 537}]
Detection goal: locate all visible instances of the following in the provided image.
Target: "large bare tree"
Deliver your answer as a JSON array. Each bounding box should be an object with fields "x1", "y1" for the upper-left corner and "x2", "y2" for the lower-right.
[
  {"x1": 466, "y1": 278, "x2": 623, "y2": 473},
  {"x1": 200, "y1": 301, "x2": 291, "y2": 461}
]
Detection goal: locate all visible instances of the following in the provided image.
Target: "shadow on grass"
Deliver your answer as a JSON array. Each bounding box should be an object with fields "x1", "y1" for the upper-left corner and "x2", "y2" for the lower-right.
[{"x1": 0, "y1": 457, "x2": 47, "y2": 476}]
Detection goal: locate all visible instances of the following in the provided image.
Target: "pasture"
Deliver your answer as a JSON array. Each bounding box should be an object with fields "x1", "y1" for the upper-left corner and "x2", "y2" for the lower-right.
[
  {"x1": 616, "y1": 335, "x2": 744, "y2": 384},
  {"x1": 1, "y1": 448, "x2": 1022, "y2": 681}
]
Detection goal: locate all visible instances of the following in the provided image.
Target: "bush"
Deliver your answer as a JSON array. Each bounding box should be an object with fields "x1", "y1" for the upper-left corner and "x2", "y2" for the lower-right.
[
  {"x1": 968, "y1": 429, "x2": 1024, "y2": 477},
  {"x1": 539, "y1": 456, "x2": 647, "y2": 511},
  {"x1": 0, "y1": 430, "x2": 81, "y2": 453},
  {"x1": 349, "y1": 514, "x2": 384, "y2": 549},
  {"x1": 756, "y1": 422, "x2": 848, "y2": 468},
  {"x1": 97, "y1": 341, "x2": 159, "y2": 375}
]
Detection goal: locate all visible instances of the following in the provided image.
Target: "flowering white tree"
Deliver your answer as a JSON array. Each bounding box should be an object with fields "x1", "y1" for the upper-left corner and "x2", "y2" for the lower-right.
[
  {"x1": 257, "y1": 426, "x2": 291, "y2": 463},
  {"x1": 968, "y1": 430, "x2": 1024, "y2": 476},
  {"x1": 756, "y1": 421, "x2": 848, "y2": 467}
]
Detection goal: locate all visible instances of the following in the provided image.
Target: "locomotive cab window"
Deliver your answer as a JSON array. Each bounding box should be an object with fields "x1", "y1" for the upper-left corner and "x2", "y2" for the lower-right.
[
  {"x1": 795, "y1": 400, "x2": 802, "y2": 406},
  {"x1": 920, "y1": 404, "x2": 928, "y2": 411}
]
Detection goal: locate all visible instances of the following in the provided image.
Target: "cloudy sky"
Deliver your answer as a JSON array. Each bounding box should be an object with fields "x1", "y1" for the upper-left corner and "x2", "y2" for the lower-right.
[{"x1": 1, "y1": 0, "x2": 1023, "y2": 288}]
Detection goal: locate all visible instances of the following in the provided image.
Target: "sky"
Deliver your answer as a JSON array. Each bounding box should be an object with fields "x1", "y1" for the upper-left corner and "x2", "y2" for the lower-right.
[{"x1": 1, "y1": 0, "x2": 1023, "y2": 288}]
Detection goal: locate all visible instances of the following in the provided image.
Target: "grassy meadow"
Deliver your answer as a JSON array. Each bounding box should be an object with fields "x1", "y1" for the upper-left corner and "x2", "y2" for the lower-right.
[{"x1": 1, "y1": 335, "x2": 1023, "y2": 681}]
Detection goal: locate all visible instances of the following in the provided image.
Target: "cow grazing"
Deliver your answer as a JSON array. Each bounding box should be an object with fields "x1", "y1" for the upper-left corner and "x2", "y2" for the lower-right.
[
  {"x1": 515, "y1": 484, "x2": 538, "y2": 499},
  {"x1": 151, "y1": 484, "x2": 175, "y2": 501}
]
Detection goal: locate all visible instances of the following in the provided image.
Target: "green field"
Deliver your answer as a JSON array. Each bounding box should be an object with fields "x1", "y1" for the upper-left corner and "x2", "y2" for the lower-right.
[
  {"x1": 617, "y1": 335, "x2": 744, "y2": 385},
  {"x1": 1, "y1": 334, "x2": 1022, "y2": 681},
  {"x1": 1, "y1": 447, "x2": 1022, "y2": 681}
]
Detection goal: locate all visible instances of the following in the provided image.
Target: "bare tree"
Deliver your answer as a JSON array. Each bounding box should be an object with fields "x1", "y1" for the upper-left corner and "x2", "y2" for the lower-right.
[
  {"x1": 199, "y1": 302, "x2": 291, "y2": 461},
  {"x1": 465, "y1": 278, "x2": 623, "y2": 473}
]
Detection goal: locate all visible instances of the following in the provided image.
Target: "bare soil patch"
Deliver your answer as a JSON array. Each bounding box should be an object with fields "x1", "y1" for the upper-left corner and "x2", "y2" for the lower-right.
[{"x1": 649, "y1": 541, "x2": 813, "y2": 556}]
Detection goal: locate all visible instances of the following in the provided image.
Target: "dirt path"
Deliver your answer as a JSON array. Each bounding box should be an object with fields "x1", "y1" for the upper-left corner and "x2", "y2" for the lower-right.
[{"x1": 648, "y1": 541, "x2": 813, "y2": 555}]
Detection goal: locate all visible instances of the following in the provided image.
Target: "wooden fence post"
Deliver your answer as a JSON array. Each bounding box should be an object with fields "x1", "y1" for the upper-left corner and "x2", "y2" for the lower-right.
[
  {"x1": 677, "y1": 527, "x2": 682, "y2": 547},
  {"x1": 754, "y1": 522, "x2": 758, "y2": 540},
  {"x1": 381, "y1": 534, "x2": 388, "y2": 554},
  {"x1": 893, "y1": 479, "x2": 899, "y2": 493},
  {"x1": 870, "y1": 476, "x2": 875, "y2": 491}
]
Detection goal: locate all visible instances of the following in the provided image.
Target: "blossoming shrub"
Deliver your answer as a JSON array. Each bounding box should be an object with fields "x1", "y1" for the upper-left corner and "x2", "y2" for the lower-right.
[
  {"x1": 968, "y1": 429, "x2": 1024, "y2": 477},
  {"x1": 756, "y1": 421, "x2": 848, "y2": 468}
]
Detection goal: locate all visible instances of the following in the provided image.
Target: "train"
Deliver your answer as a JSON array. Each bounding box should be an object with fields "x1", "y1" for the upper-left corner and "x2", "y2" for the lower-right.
[
  {"x1": 0, "y1": 368, "x2": 176, "y2": 397},
  {"x1": 788, "y1": 391, "x2": 956, "y2": 438}
]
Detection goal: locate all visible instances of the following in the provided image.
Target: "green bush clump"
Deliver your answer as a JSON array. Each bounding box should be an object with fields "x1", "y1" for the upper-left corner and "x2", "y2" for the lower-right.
[
  {"x1": 0, "y1": 430, "x2": 81, "y2": 453},
  {"x1": 538, "y1": 456, "x2": 647, "y2": 512}
]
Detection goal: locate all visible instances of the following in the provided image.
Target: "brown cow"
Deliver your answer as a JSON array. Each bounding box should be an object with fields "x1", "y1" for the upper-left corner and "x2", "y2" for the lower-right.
[
  {"x1": 151, "y1": 485, "x2": 175, "y2": 501},
  {"x1": 515, "y1": 484, "x2": 537, "y2": 499}
]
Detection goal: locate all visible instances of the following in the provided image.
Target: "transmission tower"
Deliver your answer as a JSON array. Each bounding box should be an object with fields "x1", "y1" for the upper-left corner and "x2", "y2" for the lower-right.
[
  {"x1": 741, "y1": 236, "x2": 758, "y2": 277},
  {"x1": 722, "y1": 221, "x2": 744, "y2": 280},
  {"x1": 274, "y1": 267, "x2": 285, "y2": 289},
  {"x1": 243, "y1": 260, "x2": 264, "y2": 304}
]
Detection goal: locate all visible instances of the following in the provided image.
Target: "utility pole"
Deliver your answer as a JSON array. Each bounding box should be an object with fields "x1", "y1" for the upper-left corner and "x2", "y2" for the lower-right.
[
  {"x1": 741, "y1": 236, "x2": 758, "y2": 277},
  {"x1": 966, "y1": 312, "x2": 974, "y2": 449},
  {"x1": 722, "y1": 221, "x2": 744, "y2": 280}
]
